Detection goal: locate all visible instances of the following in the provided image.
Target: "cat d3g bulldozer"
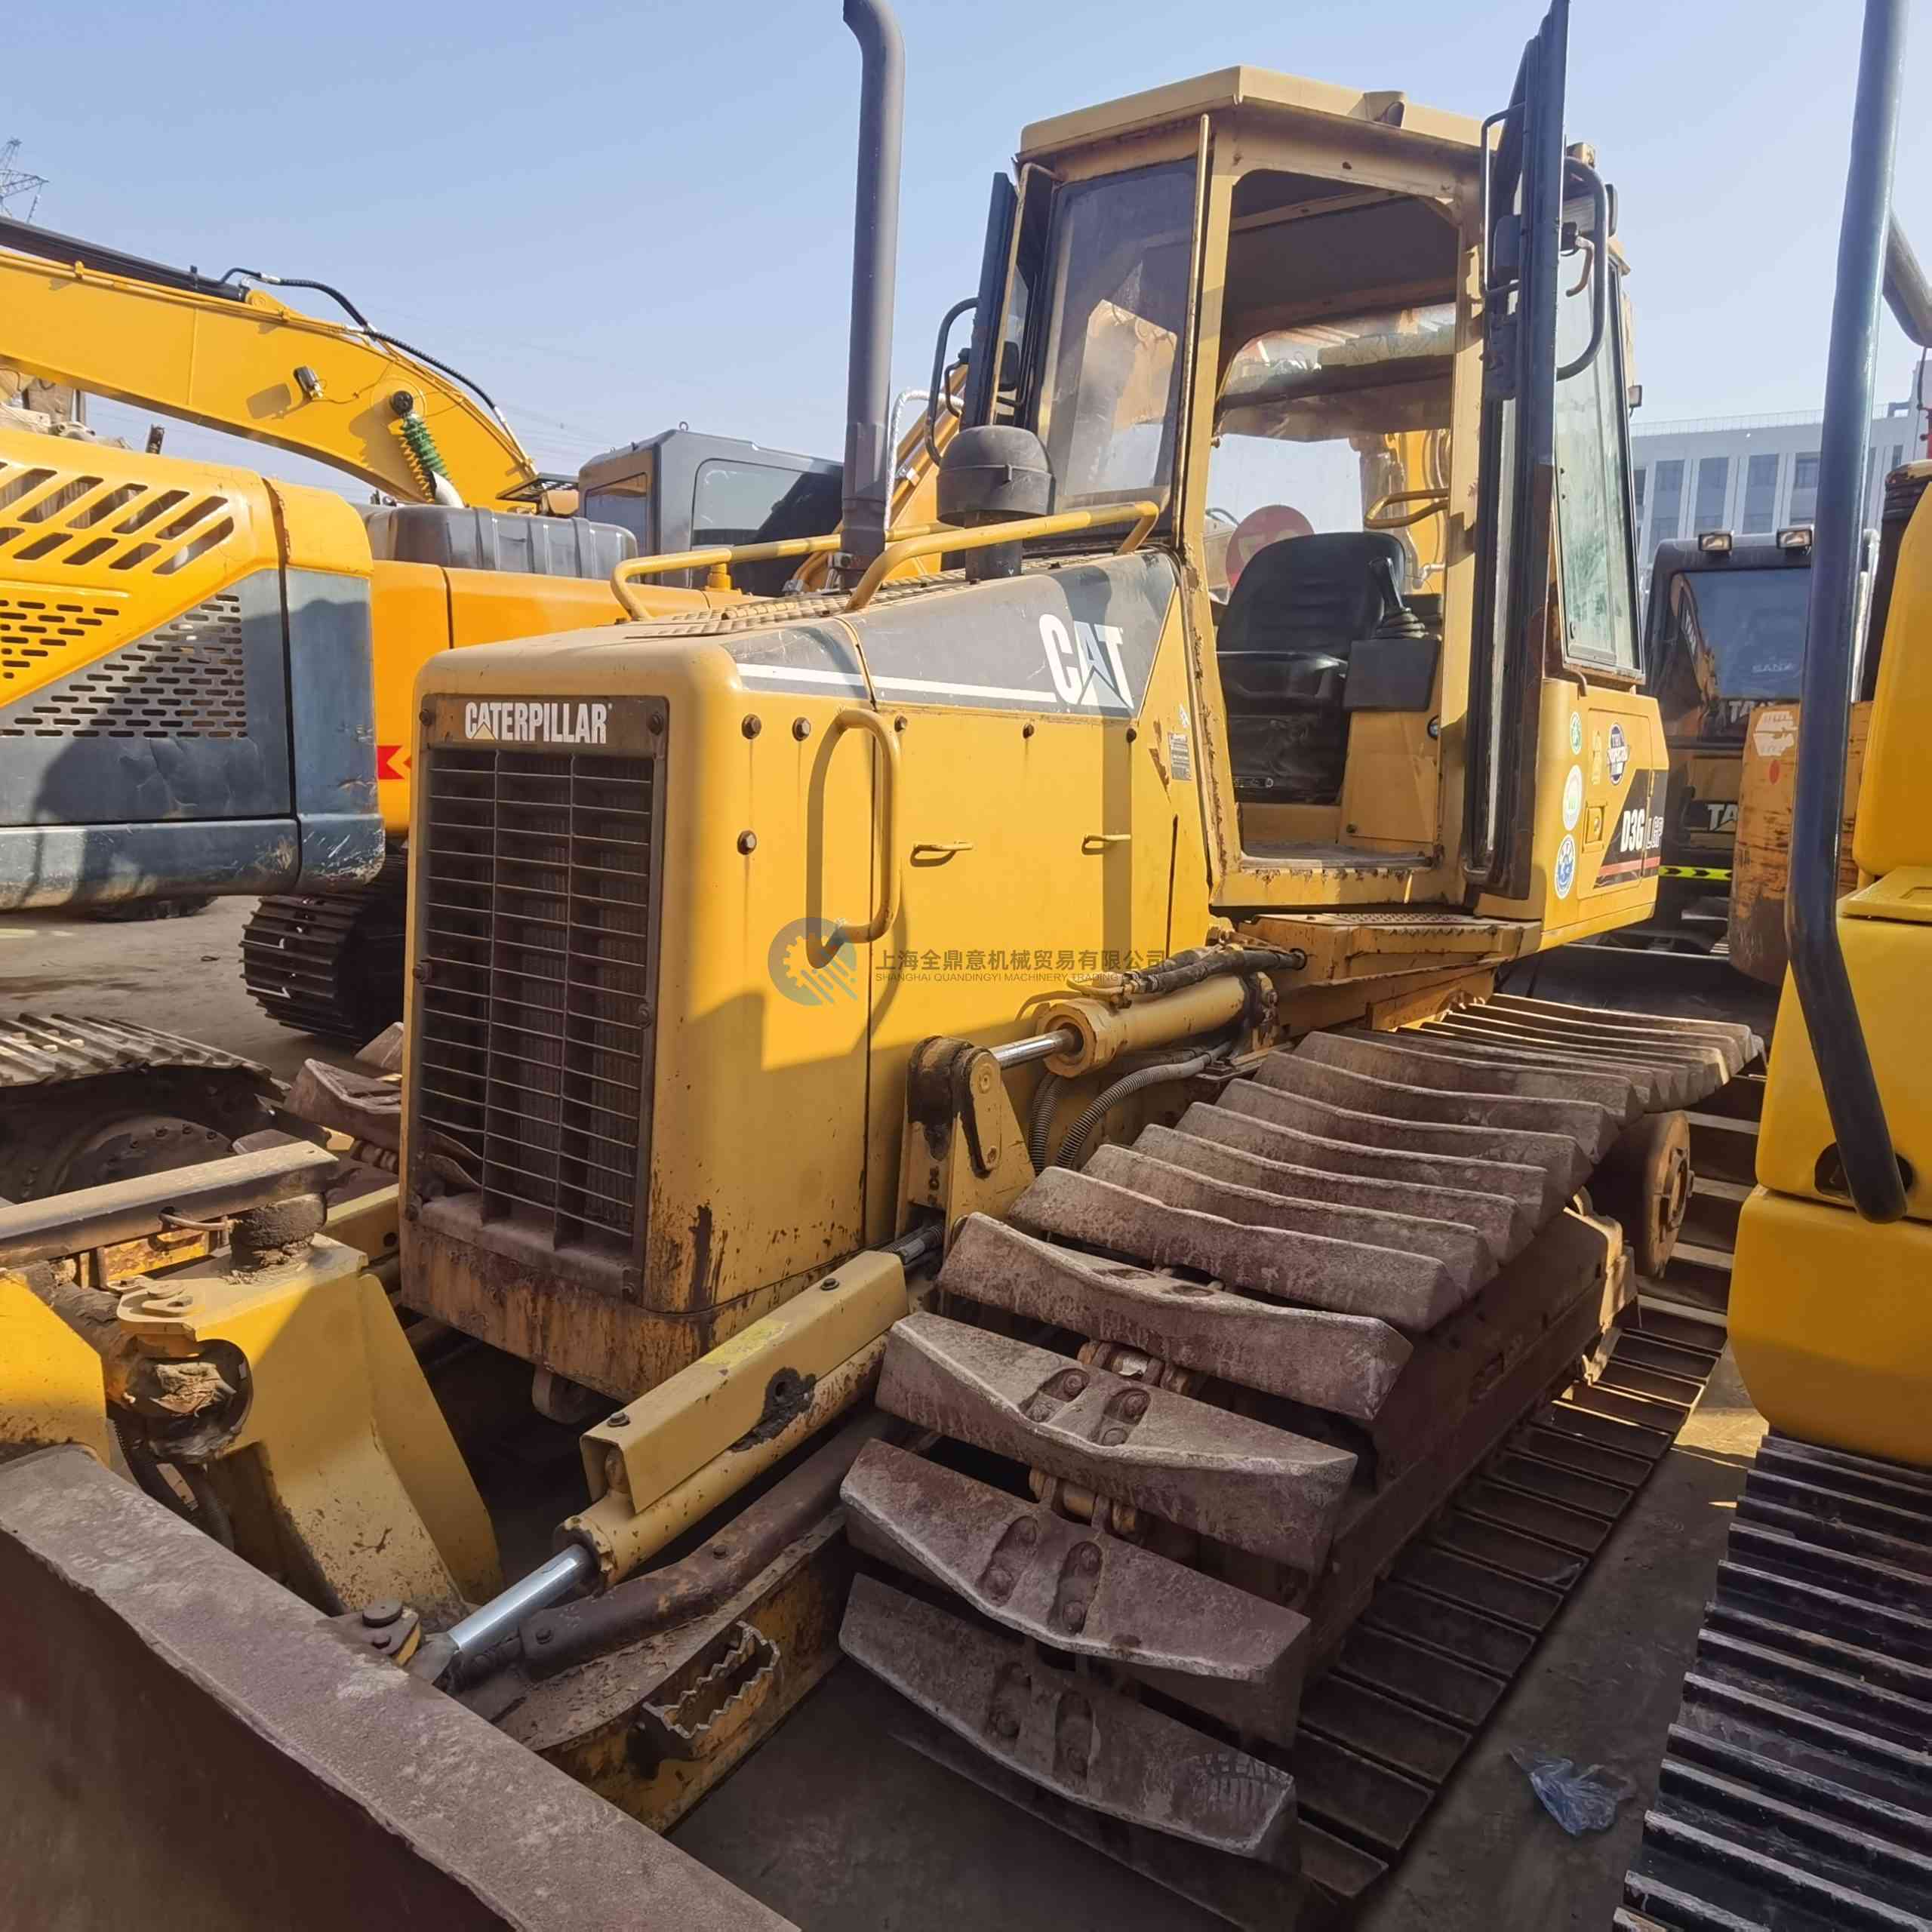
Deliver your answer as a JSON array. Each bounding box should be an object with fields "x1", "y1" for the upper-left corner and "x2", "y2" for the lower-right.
[{"x1": 0, "y1": 3, "x2": 1764, "y2": 1927}]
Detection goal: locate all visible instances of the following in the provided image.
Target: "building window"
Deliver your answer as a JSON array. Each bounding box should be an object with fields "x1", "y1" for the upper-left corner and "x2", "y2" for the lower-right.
[
  {"x1": 1740, "y1": 453, "x2": 1780, "y2": 534},
  {"x1": 1650, "y1": 459, "x2": 1685, "y2": 546},
  {"x1": 1694, "y1": 455, "x2": 1730, "y2": 533},
  {"x1": 1634, "y1": 467, "x2": 1647, "y2": 512},
  {"x1": 1789, "y1": 451, "x2": 1820, "y2": 524}
]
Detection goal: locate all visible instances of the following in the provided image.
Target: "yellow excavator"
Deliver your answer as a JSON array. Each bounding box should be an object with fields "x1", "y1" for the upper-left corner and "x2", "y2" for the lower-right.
[
  {"x1": 0, "y1": 3, "x2": 1770, "y2": 1926},
  {"x1": 1625, "y1": 5, "x2": 1932, "y2": 1922},
  {"x1": 0, "y1": 215, "x2": 843, "y2": 1040}
]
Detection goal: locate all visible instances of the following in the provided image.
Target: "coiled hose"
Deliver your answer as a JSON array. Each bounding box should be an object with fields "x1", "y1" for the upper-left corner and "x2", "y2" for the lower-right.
[
  {"x1": 1028, "y1": 1069, "x2": 1066, "y2": 1171},
  {"x1": 1054, "y1": 1050, "x2": 1217, "y2": 1172}
]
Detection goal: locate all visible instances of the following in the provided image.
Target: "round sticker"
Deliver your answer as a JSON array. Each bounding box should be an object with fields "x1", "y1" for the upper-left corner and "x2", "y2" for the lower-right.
[
  {"x1": 1561, "y1": 764, "x2": 1584, "y2": 832},
  {"x1": 1554, "y1": 834, "x2": 1578, "y2": 900},
  {"x1": 1568, "y1": 712, "x2": 1583, "y2": 756},
  {"x1": 1607, "y1": 723, "x2": 1629, "y2": 784}
]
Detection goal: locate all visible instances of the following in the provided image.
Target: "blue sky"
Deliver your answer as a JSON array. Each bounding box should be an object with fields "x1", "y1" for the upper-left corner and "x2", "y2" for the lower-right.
[{"x1": 15, "y1": 0, "x2": 1929, "y2": 493}]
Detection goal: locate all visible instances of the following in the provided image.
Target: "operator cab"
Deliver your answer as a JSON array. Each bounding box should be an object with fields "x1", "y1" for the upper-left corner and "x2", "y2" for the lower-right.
[{"x1": 961, "y1": 33, "x2": 1642, "y2": 902}]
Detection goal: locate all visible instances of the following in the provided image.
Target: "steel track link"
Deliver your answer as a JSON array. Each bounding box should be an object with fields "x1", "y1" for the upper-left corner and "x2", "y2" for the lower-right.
[{"x1": 241, "y1": 843, "x2": 407, "y2": 1043}]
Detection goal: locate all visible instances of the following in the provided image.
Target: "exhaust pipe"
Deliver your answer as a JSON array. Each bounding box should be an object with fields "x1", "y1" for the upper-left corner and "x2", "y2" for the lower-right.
[
  {"x1": 839, "y1": 0, "x2": 905, "y2": 577},
  {"x1": 1786, "y1": 0, "x2": 1908, "y2": 1223}
]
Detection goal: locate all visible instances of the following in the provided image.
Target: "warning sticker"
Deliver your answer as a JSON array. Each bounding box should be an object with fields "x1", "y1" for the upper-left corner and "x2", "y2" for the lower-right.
[
  {"x1": 1754, "y1": 707, "x2": 1799, "y2": 758},
  {"x1": 1607, "y1": 723, "x2": 1629, "y2": 785}
]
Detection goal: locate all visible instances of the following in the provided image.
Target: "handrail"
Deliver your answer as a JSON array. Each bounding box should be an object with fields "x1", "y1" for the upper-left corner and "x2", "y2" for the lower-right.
[
  {"x1": 1884, "y1": 216, "x2": 1932, "y2": 349},
  {"x1": 610, "y1": 521, "x2": 956, "y2": 617},
  {"x1": 844, "y1": 500, "x2": 1161, "y2": 612},
  {"x1": 610, "y1": 534, "x2": 844, "y2": 616},
  {"x1": 826, "y1": 706, "x2": 901, "y2": 948},
  {"x1": 1786, "y1": 0, "x2": 1909, "y2": 1223}
]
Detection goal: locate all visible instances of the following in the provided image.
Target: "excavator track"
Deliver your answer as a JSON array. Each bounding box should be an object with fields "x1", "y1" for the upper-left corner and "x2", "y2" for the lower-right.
[
  {"x1": 839, "y1": 996, "x2": 1763, "y2": 1927},
  {"x1": 241, "y1": 843, "x2": 407, "y2": 1044},
  {"x1": 1622, "y1": 1432, "x2": 1932, "y2": 1930}
]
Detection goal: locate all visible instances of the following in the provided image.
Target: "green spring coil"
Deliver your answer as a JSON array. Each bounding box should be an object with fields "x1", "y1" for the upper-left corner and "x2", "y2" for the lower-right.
[{"x1": 395, "y1": 411, "x2": 451, "y2": 494}]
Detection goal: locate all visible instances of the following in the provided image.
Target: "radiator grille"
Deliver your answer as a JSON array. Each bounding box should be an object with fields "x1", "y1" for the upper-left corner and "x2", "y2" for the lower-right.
[
  {"x1": 414, "y1": 743, "x2": 657, "y2": 1252},
  {"x1": 0, "y1": 590, "x2": 248, "y2": 737}
]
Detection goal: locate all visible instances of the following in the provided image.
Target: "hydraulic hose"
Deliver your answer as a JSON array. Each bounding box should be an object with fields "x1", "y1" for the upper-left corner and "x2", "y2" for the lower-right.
[
  {"x1": 1117, "y1": 944, "x2": 1305, "y2": 998},
  {"x1": 1054, "y1": 1051, "x2": 1215, "y2": 1172},
  {"x1": 1028, "y1": 1069, "x2": 1066, "y2": 1171}
]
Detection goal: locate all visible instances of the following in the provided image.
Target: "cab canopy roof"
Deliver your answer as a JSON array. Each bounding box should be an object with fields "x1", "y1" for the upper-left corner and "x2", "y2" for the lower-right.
[{"x1": 1019, "y1": 66, "x2": 1487, "y2": 162}]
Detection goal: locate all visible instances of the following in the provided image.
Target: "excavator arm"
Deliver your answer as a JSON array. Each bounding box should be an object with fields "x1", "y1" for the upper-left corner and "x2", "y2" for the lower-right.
[{"x1": 0, "y1": 215, "x2": 546, "y2": 512}]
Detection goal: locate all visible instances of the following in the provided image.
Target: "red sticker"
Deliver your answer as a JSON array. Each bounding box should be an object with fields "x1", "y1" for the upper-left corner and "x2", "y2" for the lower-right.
[{"x1": 377, "y1": 744, "x2": 411, "y2": 781}]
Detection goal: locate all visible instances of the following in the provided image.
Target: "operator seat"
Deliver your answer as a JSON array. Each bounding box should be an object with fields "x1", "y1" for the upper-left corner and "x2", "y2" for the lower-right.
[{"x1": 1217, "y1": 530, "x2": 1411, "y2": 805}]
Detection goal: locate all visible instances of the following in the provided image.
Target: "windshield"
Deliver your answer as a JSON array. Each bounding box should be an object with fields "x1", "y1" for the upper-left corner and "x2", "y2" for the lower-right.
[
  {"x1": 1034, "y1": 162, "x2": 1195, "y2": 511},
  {"x1": 1656, "y1": 565, "x2": 1810, "y2": 732}
]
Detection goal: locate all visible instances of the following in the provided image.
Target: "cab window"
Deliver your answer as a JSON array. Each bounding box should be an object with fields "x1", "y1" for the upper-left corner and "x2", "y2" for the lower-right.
[{"x1": 1033, "y1": 162, "x2": 1195, "y2": 511}]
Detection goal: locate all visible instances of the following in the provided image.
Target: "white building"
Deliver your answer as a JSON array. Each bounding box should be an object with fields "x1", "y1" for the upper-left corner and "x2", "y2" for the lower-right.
[{"x1": 1632, "y1": 370, "x2": 1927, "y2": 592}]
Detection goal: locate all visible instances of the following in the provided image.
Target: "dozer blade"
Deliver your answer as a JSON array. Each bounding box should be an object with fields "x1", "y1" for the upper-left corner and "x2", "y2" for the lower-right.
[
  {"x1": 1303, "y1": 1028, "x2": 1646, "y2": 1122},
  {"x1": 1251, "y1": 1047, "x2": 1622, "y2": 1162},
  {"x1": 1086, "y1": 1143, "x2": 1497, "y2": 1284},
  {"x1": 1179, "y1": 1097, "x2": 1556, "y2": 1223},
  {"x1": 0, "y1": 1447, "x2": 792, "y2": 1932},
  {"x1": 1380, "y1": 1026, "x2": 1694, "y2": 1112},
  {"x1": 842, "y1": 1441, "x2": 1312, "y2": 1744},
  {"x1": 1137, "y1": 1120, "x2": 1533, "y2": 1262},
  {"x1": 937, "y1": 1213, "x2": 1412, "y2": 1421},
  {"x1": 841, "y1": 1574, "x2": 1300, "y2": 1865},
  {"x1": 1217, "y1": 1077, "x2": 1592, "y2": 1202},
  {"x1": 875, "y1": 1312, "x2": 1357, "y2": 1573},
  {"x1": 1013, "y1": 1164, "x2": 1475, "y2": 1332}
]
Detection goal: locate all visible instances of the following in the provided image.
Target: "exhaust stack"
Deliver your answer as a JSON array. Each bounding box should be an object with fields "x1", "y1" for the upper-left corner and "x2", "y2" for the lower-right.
[{"x1": 839, "y1": 0, "x2": 904, "y2": 577}]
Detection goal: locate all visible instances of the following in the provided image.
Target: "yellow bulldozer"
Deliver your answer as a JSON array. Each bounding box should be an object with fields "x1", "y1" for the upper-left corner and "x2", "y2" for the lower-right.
[{"x1": 0, "y1": 2, "x2": 1809, "y2": 1924}]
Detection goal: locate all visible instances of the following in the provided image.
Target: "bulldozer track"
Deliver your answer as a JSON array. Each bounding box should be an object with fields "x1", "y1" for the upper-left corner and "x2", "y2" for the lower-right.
[
  {"x1": 1622, "y1": 1432, "x2": 1932, "y2": 1931},
  {"x1": 840, "y1": 998, "x2": 1766, "y2": 1927},
  {"x1": 241, "y1": 844, "x2": 407, "y2": 1044}
]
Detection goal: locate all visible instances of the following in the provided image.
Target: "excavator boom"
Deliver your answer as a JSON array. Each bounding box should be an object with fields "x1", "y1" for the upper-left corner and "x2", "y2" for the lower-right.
[{"x1": 0, "y1": 214, "x2": 544, "y2": 511}]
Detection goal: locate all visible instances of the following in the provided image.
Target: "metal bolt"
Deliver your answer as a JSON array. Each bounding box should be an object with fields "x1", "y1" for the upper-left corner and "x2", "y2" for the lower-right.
[
  {"x1": 792, "y1": 717, "x2": 813, "y2": 740},
  {"x1": 648, "y1": 709, "x2": 666, "y2": 734},
  {"x1": 1121, "y1": 1392, "x2": 1148, "y2": 1421},
  {"x1": 1063, "y1": 1603, "x2": 1087, "y2": 1633},
  {"x1": 412, "y1": 963, "x2": 434, "y2": 983},
  {"x1": 534, "y1": 1626, "x2": 552, "y2": 1645},
  {"x1": 1100, "y1": 1426, "x2": 1128, "y2": 1446},
  {"x1": 1023, "y1": 721, "x2": 1035, "y2": 740},
  {"x1": 361, "y1": 1599, "x2": 404, "y2": 1628},
  {"x1": 636, "y1": 1000, "x2": 654, "y2": 1026},
  {"x1": 1057, "y1": 1371, "x2": 1087, "y2": 1398},
  {"x1": 1124, "y1": 726, "x2": 1137, "y2": 743},
  {"x1": 894, "y1": 714, "x2": 909, "y2": 733},
  {"x1": 419, "y1": 705, "x2": 434, "y2": 726},
  {"x1": 608, "y1": 1412, "x2": 630, "y2": 1428},
  {"x1": 737, "y1": 830, "x2": 758, "y2": 854},
  {"x1": 820, "y1": 1275, "x2": 841, "y2": 1291},
  {"x1": 1012, "y1": 1518, "x2": 1038, "y2": 1546},
  {"x1": 742, "y1": 714, "x2": 763, "y2": 739},
  {"x1": 1074, "y1": 1543, "x2": 1100, "y2": 1574},
  {"x1": 709, "y1": 1543, "x2": 731, "y2": 1561}
]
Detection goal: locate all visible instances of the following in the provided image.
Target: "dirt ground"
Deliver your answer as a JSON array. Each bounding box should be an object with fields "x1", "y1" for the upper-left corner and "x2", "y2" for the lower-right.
[{"x1": 2, "y1": 902, "x2": 1765, "y2": 1931}]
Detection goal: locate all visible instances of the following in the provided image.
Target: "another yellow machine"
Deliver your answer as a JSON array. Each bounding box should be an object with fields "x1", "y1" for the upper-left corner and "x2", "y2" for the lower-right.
[
  {"x1": 0, "y1": 217, "x2": 841, "y2": 1038},
  {"x1": 0, "y1": 4, "x2": 1767, "y2": 1927},
  {"x1": 1626, "y1": 7, "x2": 1932, "y2": 1921}
]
